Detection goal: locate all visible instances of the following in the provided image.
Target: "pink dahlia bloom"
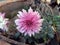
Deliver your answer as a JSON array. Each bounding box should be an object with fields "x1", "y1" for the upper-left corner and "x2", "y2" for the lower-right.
[
  {"x1": 0, "y1": 12, "x2": 9, "y2": 31},
  {"x1": 15, "y1": 7, "x2": 44, "y2": 36}
]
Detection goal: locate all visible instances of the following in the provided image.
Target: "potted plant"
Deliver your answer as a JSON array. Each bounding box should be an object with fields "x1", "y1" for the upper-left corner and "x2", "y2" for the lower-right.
[{"x1": 0, "y1": 1, "x2": 60, "y2": 45}]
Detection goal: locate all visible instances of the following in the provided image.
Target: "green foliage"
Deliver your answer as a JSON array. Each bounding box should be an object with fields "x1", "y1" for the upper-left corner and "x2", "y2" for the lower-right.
[
  {"x1": 53, "y1": 15, "x2": 60, "y2": 31},
  {"x1": 34, "y1": 3, "x2": 60, "y2": 43},
  {"x1": 40, "y1": 20, "x2": 54, "y2": 42}
]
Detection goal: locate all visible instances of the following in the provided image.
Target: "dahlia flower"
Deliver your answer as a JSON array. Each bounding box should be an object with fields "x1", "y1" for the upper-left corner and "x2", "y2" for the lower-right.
[
  {"x1": 15, "y1": 7, "x2": 44, "y2": 36},
  {"x1": 0, "y1": 12, "x2": 9, "y2": 31}
]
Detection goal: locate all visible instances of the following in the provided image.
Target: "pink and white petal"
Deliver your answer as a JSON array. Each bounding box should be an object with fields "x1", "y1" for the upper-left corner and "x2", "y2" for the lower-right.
[
  {"x1": 18, "y1": 11, "x2": 23, "y2": 17},
  {"x1": 4, "y1": 26, "x2": 8, "y2": 31},
  {"x1": 32, "y1": 16, "x2": 40, "y2": 22},
  {"x1": 19, "y1": 26, "x2": 26, "y2": 33},
  {"x1": 36, "y1": 19, "x2": 44, "y2": 23},
  {"x1": 37, "y1": 27, "x2": 42, "y2": 31},
  {"x1": 16, "y1": 26, "x2": 21, "y2": 31},
  {"x1": 40, "y1": 19, "x2": 44, "y2": 22},
  {"x1": 15, "y1": 19, "x2": 20, "y2": 25},
  {"x1": 5, "y1": 19, "x2": 9, "y2": 24},
  {"x1": 20, "y1": 29, "x2": 26, "y2": 33},
  {"x1": 28, "y1": 32, "x2": 32, "y2": 37},
  {"x1": 22, "y1": 9, "x2": 27, "y2": 14},
  {"x1": 0, "y1": 24, "x2": 4, "y2": 30},
  {"x1": 28, "y1": 7, "x2": 33, "y2": 13},
  {"x1": 0, "y1": 13, "x2": 5, "y2": 18},
  {"x1": 2, "y1": 13, "x2": 5, "y2": 18},
  {"x1": 33, "y1": 11, "x2": 41, "y2": 18},
  {"x1": 27, "y1": 30, "x2": 32, "y2": 36},
  {"x1": 5, "y1": 18, "x2": 9, "y2": 21},
  {"x1": 33, "y1": 29, "x2": 39, "y2": 33},
  {"x1": 37, "y1": 13, "x2": 41, "y2": 18},
  {"x1": 15, "y1": 19, "x2": 25, "y2": 25},
  {"x1": 17, "y1": 14, "x2": 25, "y2": 18},
  {"x1": 35, "y1": 22, "x2": 42, "y2": 27},
  {"x1": 17, "y1": 14, "x2": 21, "y2": 18},
  {"x1": 39, "y1": 27, "x2": 42, "y2": 31},
  {"x1": 24, "y1": 32, "x2": 28, "y2": 36},
  {"x1": 16, "y1": 24, "x2": 24, "y2": 30}
]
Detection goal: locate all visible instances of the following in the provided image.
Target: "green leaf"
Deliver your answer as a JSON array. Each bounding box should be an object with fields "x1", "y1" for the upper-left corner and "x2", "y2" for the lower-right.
[
  {"x1": 14, "y1": 32, "x2": 20, "y2": 39},
  {"x1": 48, "y1": 33, "x2": 54, "y2": 38}
]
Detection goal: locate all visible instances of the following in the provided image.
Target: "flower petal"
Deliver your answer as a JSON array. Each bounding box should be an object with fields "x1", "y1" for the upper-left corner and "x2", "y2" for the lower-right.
[
  {"x1": 15, "y1": 19, "x2": 20, "y2": 25},
  {"x1": 34, "y1": 11, "x2": 41, "y2": 18},
  {"x1": 18, "y1": 11, "x2": 23, "y2": 17},
  {"x1": 22, "y1": 9, "x2": 27, "y2": 13},
  {"x1": 19, "y1": 27, "x2": 26, "y2": 33},
  {"x1": 15, "y1": 19, "x2": 25, "y2": 26},
  {"x1": 27, "y1": 30, "x2": 32, "y2": 36},
  {"x1": 0, "y1": 13, "x2": 5, "y2": 18},
  {"x1": 28, "y1": 7, "x2": 33, "y2": 13}
]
